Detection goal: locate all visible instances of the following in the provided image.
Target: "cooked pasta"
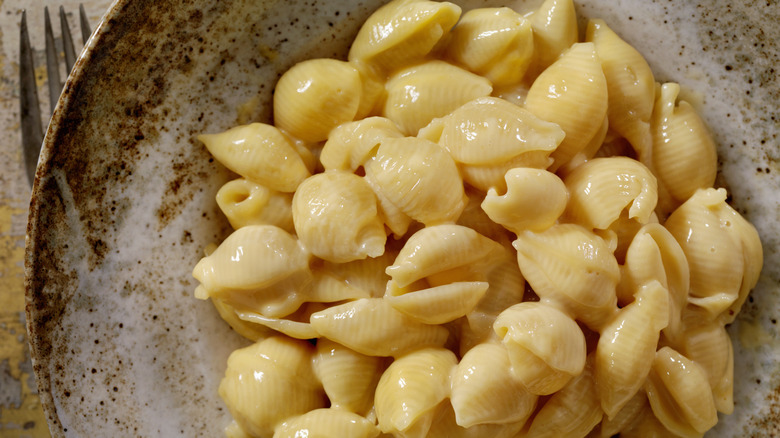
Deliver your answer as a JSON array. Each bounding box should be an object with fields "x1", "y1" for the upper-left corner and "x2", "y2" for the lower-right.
[{"x1": 191, "y1": 1, "x2": 762, "y2": 436}]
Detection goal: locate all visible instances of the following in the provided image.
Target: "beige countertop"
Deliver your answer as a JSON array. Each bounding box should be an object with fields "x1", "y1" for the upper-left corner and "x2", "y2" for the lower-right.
[{"x1": 0, "y1": 1, "x2": 112, "y2": 436}]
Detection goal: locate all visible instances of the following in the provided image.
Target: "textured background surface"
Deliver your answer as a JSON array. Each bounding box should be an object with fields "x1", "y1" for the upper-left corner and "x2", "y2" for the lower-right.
[{"x1": 0, "y1": 1, "x2": 111, "y2": 436}]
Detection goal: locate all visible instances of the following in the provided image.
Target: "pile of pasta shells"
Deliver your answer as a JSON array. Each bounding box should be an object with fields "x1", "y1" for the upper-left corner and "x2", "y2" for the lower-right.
[{"x1": 191, "y1": 0, "x2": 763, "y2": 437}]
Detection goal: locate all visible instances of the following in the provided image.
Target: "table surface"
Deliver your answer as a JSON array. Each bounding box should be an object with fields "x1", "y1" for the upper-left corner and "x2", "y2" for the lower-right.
[{"x1": 0, "y1": 1, "x2": 113, "y2": 436}]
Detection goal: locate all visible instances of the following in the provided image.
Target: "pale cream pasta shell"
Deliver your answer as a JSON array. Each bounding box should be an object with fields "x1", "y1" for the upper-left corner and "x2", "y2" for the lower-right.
[
  {"x1": 586, "y1": 18, "x2": 655, "y2": 164},
  {"x1": 365, "y1": 137, "x2": 467, "y2": 226},
  {"x1": 459, "y1": 151, "x2": 554, "y2": 193},
  {"x1": 528, "y1": 0, "x2": 578, "y2": 75},
  {"x1": 563, "y1": 156, "x2": 658, "y2": 230},
  {"x1": 236, "y1": 304, "x2": 322, "y2": 340},
  {"x1": 211, "y1": 298, "x2": 272, "y2": 342},
  {"x1": 382, "y1": 60, "x2": 492, "y2": 135},
  {"x1": 481, "y1": 167, "x2": 568, "y2": 234},
  {"x1": 450, "y1": 343, "x2": 537, "y2": 427},
  {"x1": 645, "y1": 346, "x2": 718, "y2": 436},
  {"x1": 273, "y1": 58, "x2": 362, "y2": 142},
  {"x1": 493, "y1": 302, "x2": 586, "y2": 395},
  {"x1": 446, "y1": 7, "x2": 534, "y2": 86},
  {"x1": 320, "y1": 117, "x2": 402, "y2": 172},
  {"x1": 218, "y1": 337, "x2": 326, "y2": 438},
  {"x1": 313, "y1": 338, "x2": 385, "y2": 415},
  {"x1": 274, "y1": 408, "x2": 380, "y2": 438},
  {"x1": 435, "y1": 97, "x2": 564, "y2": 166},
  {"x1": 598, "y1": 391, "x2": 649, "y2": 438},
  {"x1": 680, "y1": 320, "x2": 734, "y2": 414},
  {"x1": 456, "y1": 188, "x2": 514, "y2": 243},
  {"x1": 363, "y1": 167, "x2": 414, "y2": 237},
  {"x1": 348, "y1": 0, "x2": 461, "y2": 71},
  {"x1": 292, "y1": 171, "x2": 387, "y2": 263},
  {"x1": 322, "y1": 250, "x2": 398, "y2": 299},
  {"x1": 426, "y1": 401, "x2": 527, "y2": 438},
  {"x1": 651, "y1": 83, "x2": 718, "y2": 204},
  {"x1": 216, "y1": 178, "x2": 294, "y2": 232},
  {"x1": 309, "y1": 298, "x2": 450, "y2": 357},
  {"x1": 375, "y1": 347, "x2": 457, "y2": 436},
  {"x1": 198, "y1": 123, "x2": 311, "y2": 192},
  {"x1": 385, "y1": 280, "x2": 489, "y2": 324},
  {"x1": 595, "y1": 280, "x2": 669, "y2": 418},
  {"x1": 525, "y1": 42, "x2": 609, "y2": 171}
]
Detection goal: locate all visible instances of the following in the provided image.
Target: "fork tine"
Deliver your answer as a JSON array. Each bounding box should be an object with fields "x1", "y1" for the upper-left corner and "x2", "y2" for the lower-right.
[
  {"x1": 60, "y1": 6, "x2": 77, "y2": 73},
  {"x1": 20, "y1": 10, "x2": 44, "y2": 186},
  {"x1": 44, "y1": 6, "x2": 62, "y2": 113},
  {"x1": 79, "y1": 4, "x2": 92, "y2": 46}
]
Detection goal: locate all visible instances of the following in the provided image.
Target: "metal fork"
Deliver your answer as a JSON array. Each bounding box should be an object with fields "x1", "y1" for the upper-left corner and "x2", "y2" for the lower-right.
[{"x1": 19, "y1": 5, "x2": 91, "y2": 186}]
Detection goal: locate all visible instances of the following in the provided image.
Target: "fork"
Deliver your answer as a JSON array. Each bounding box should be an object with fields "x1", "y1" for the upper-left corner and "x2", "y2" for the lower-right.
[{"x1": 19, "y1": 5, "x2": 91, "y2": 186}]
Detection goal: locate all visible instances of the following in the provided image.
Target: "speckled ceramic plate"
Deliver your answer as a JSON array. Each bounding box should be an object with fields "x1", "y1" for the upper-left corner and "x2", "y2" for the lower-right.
[{"x1": 25, "y1": 0, "x2": 779, "y2": 436}]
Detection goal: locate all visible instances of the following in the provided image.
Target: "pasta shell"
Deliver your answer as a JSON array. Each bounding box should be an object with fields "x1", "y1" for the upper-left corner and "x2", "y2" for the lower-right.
[
  {"x1": 385, "y1": 280, "x2": 489, "y2": 324},
  {"x1": 664, "y1": 188, "x2": 762, "y2": 322},
  {"x1": 386, "y1": 224, "x2": 506, "y2": 287},
  {"x1": 456, "y1": 189, "x2": 514, "y2": 243},
  {"x1": 273, "y1": 58, "x2": 362, "y2": 142},
  {"x1": 459, "y1": 151, "x2": 553, "y2": 193},
  {"x1": 493, "y1": 302, "x2": 586, "y2": 395},
  {"x1": 563, "y1": 157, "x2": 658, "y2": 230},
  {"x1": 199, "y1": 123, "x2": 311, "y2": 192},
  {"x1": 313, "y1": 338, "x2": 385, "y2": 415},
  {"x1": 451, "y1": 343, "x2": 537, "y2": 427},
  {"x1": 212, "y1": 298, "x2": 272, "y2": 342},
  {"x1": 525, "y1": 356, "x2": 602, "y2": 438},
  {"x1": 596, "y1": 280, "x2": 669, "y2": 418},
  {"x1": 446, "y1": 7, "x2": 534, "y2": 86},
  {"x1": 320, "y1": 117, "x2": 403, "y2": 172},
  {"x1": 219, "y1": 337, "x2": 326, "y2": 438},
  {"x1": 525, "y1": 42, "x2": 609, "y2": 171},
  {"x1": 513, "y1": 224, "x2": 620, "y2": 330},
  {"x1": 310, "y1": 298, "x2": 449, "y2": 357},
  {"x1": 599, "y1": 391, "x2": 649, "y2": 438},
  {"x1": 292, "y1": 172, "x2": 387, "y2": 263},
  {"x1": 365, "y1": 137, "x2": 467, "y2": 226},
  {"x1": 375, "y1": 348, "x2": 457, "y2": 436},
  {"x1": 363, "y1": 168, "x2": 414, "y2": 237},
  {"x1": 274, "y1": 408, "x2": 380, "y2": 438},
  {"x1": 435, "y1": 97, "x2": 564, "y2": 166},
  {"x1": 481, "y1": 167, "x2": 568, "y2": 234},
  {"x1": 427, "y1": 401, "x2": 527, "y2": 438},
  {"x1": 322, "y1": 250, "x2": 397, "y2": 299},
  {"x1": 383, "y1": 60, "x2": 492, "y2": 135},
  {"x1": 680, "y1": 321, "x2": 733, "y2": 414},
  {"x1": 216, "y1": 178, "x2": 294, "y2": 232},
  {"x1": 620, "y1": 403, "x2": 681, "y2": 438},
  {"x1": 644, "y1": 347, "x2": 718, "y2": 436},
  {"x1": 586, "y1": 19, "x2": 655, "y2": 163},
  {"x1": 528, "y1": 0, "x2": 578, "y2": 75},
  {"x1": 651, "y1": 83, "x2": 718, "y2": 204},
  {"x1": 348, "y1": 0, "x2": 461, "y2": 71},
  {"x1": 236, "y1": 303, "x2": 322, "y2": 340}
]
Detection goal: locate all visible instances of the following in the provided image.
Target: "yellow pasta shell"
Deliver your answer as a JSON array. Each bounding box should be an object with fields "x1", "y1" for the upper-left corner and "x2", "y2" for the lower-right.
[
  {"x1": 211, "y1": 298, "x2": 272, "y2": 342},
  {"x1": 273, "y1": 58, "x2": 362, "y2": 142},
  {"x1": 385, "y1": 280, "x2": 489, "y2": 324},
  {"x1": 322, "y1": 250, "x2": 397, "y2": 299},
  {"x1": 525, "y1": 42, "x2": 608, "y2": 171},
  {"x1": 528, "y1": 0, "x2": 578, "y2": 74},
  {"x1": 216, "y1": 178, "x2": 294, "y2": 232},
  {"x1": 427, "y1": 401, "x2": 527, "y2": 438},
  {"x1": 320, "y1": 117, "x2": 403, "y2": 172},
  {"x1": 383, "y1": 60, "x2": 492, "y2": 135},
  {"x1": 198, "y1": 123, "x2": 311, "y2": 192},
  {"x1": 274, "y1": 408, "x2": 380, "y2": 438},
  {"x1": 310, "y1": 298, "x2": 449, "y2": 357},
  {"x1": 313, "y1": 338, "x2": 385, "y2": 415}
]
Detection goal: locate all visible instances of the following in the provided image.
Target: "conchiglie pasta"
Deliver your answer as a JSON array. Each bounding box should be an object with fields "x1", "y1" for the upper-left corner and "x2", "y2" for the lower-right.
[
  {"x1": 216, "y1": 178, "x2": 294, "y2": 232},
  {"x1": 525, "y1": 42, "x2": 608, "y2": 171},
  {"x1": 273, "y1": 58, "x2": 363, "y2": 142},
  {"x1": 274, "y1": 408, "x2": 380, "y2": 438},
  {"x1": 375, "y1": 348, "x2": 457, "y2": 437},
  {"x1": 365, "y1": 137, "x2": 467, "y2": 226},
  {"x1": 450, "y1": 343, "x2": 537, "y2": 427},
  {"x1": 679, "y1": 320, "x2": 734, "y2": 414},
  {"x1": 320, "y1": 117, "x2": 403, "y2": 172},
  {"x1": 313, "y1": 338, "x2": 385, "y2": 415},
  {"x1": 528, "y1": 0, "x2": 579, "y2": 75},
  {"x1": 446, "y1": 7, "x2": 534, "y2": 86},
  {"x1": 348, "y1": 0, "x2": 461, "y2": 71},
  {"x1": 651, "y1": 82, "x2": 718, "y2": 204},
  {"x1": 199, "y1": 123, "x2": 311, "y2": 192},
  {"x1": 493, "y1": 302, "x2": 586, "y2": 395},
  {"x1": 236, "y1": 302, "x2": 323, "y2": 340},
  {"x1": 563, "y1": 156, "x2": 658, "y2": 230},
  {"x1": 292, "y1": 172, "x2": 386, "y2": 263},
  {"x1": 310, "y1": 298, "x2": 449, "y2": 357},
  {"x1": 481, "y1": 167, "x2": 568, "y2": 234},
  {"x1": 426, "y1": 401, "x2": 527, "y2": 438},
  {"x1": 586, "y1": 19, "x2": 655, "y2": 163},
  {"x1": 219, "y1": 337, "x2": 326, "y2": 438},
  {"x1": 382, "y1": 60, "x2": 492, "y2": 135}
]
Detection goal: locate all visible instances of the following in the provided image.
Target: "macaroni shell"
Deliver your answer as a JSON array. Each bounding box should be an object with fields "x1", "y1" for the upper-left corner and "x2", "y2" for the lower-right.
[
  {"x1": 528, "y1": 0, "x2": 578, "y2": 74},
  {"x1": 383, "y1": 60, "x2": 492, "y2": 135},
  {"x1": 273, "y1": 58, "x2": 362, "y2": 142},
  {"x1": 320, "y1": 117, "x2": 403, "y2": 172},
  {"x1": 216, "y1": 178, "x2": 294, "y2": 232},
  {"x1": 292, "y1": 172, "x2": 387, "y2": 263},
  {"x1": 198, "y1": 123, "x2": 311, "y2": 192},
  {"x1": 313, "y1": 338, "x2": 385, "y2": 415},
  {"x1": 427, "y1": 401, "x2": 527, "y2": 438},
  {"x1": 385, "y1": 280, "x2": 489, "y2": 324},
  {"x1": 680, "y1": 321, "x2": 734, "y2": 414},
  {"x1": 274, "y1": 408, "x2": 380, "y2": 438}
]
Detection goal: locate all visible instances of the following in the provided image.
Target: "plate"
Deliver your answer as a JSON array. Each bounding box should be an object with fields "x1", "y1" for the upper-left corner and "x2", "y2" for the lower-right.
[{"x1": 25, "y1": 0, "x2": 779, "y2": 436}]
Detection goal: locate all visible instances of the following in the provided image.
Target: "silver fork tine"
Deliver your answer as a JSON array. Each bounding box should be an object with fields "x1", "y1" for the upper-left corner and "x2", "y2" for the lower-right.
[
  {"x1": 60, "y1": 6, "x2": 77, "y2": 73},
  {"x1": 20, "y1": 10, "x2": 44, "y2": 186},
  {"x1": 79, "y1": 4, "x2": 92, "y2": 45},
  {"x1": 44, "y1": 6, "x2": 62, "y2": 112}
]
